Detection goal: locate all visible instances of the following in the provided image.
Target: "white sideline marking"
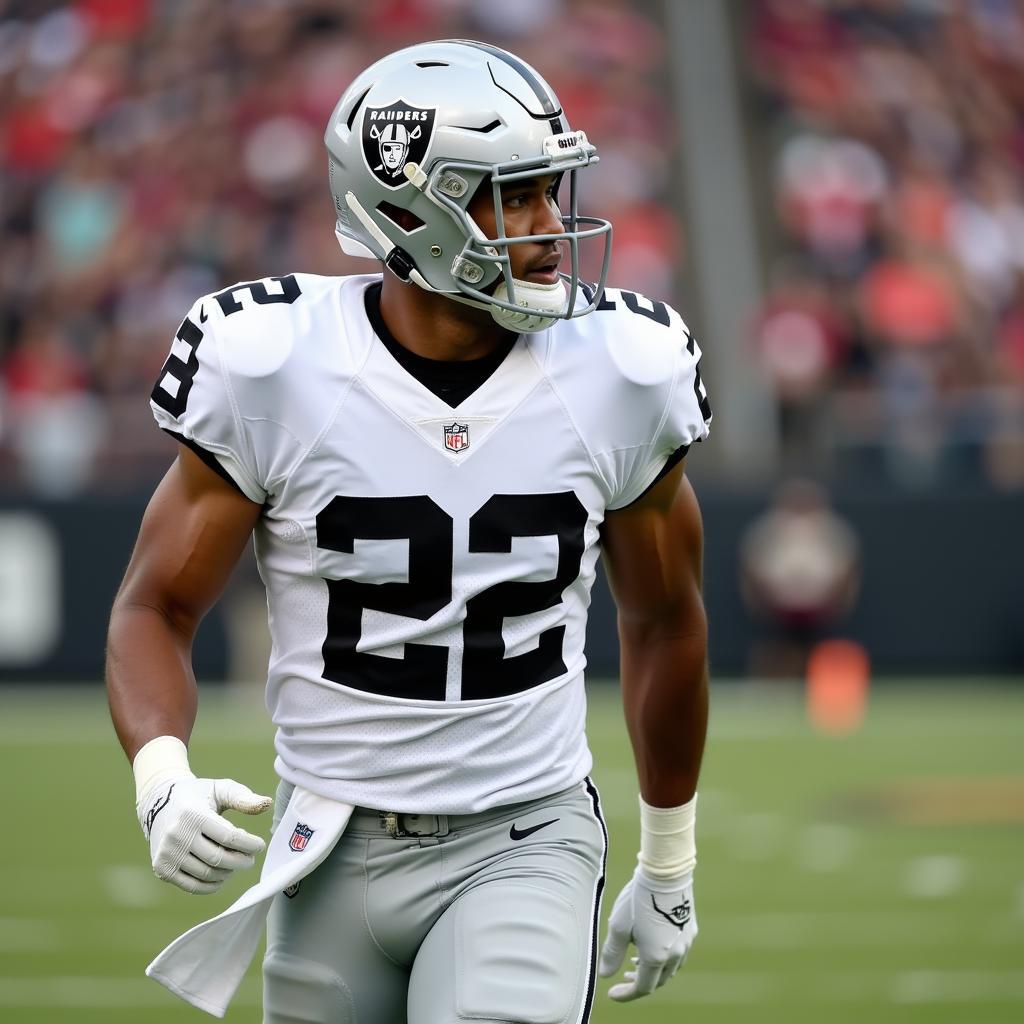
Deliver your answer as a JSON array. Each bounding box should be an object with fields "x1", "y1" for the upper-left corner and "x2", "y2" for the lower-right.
[
  {"x1": 1, "y1": 969, "x2": 1021, "y2": 1008},
  {"x1": 0, "y1": 917, "x2": 60, "y2": 952},
  {"x1": 0, "y1": 725, "x2": 269, "y2": 745},
  {"x1": 712, "y1": 912, "x2": 809, "y2": 947},
  {"x1": 797, "y1": 823, "x2": 855, "y2": 873},
  {"x1": 0, "y1": 976, "x2": 261, "y2": 1008},
  {"x1": 904, "y1": 855, "x2": 966, "y2": 899},
  {"x1": 633, "y1": 971, "x2": 775, "y2": 1004},
  {"x1": 101, "y1": 864, "x2": 162, "y2": 908},
  {"x1": 670, "y1": 969, "x2": 1024, "y2": 1005},
  {"x1": 648, "y1": 968, "x2": 1024, "y2": 1004},
  {"x1": 893, "y1": 970, "x2": 1024, "y2": 1003},
  {"x1": 713, "y1": 910, "x2": 987, "y2": 948}
]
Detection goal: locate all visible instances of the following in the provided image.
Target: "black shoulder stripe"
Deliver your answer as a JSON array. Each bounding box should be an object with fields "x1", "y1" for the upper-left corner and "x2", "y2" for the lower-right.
[
  {"x1": 620, "y1": 445, "x2": 690, "y2": 509},
  {"x1": 161, "y1": 429, "x2": 248, "y2": 497}
]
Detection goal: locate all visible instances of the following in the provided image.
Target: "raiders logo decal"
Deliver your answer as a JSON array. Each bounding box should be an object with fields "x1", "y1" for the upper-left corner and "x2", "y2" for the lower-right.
[{"x1": 362, "y1": 100, "x2": 436, "y2": 189}]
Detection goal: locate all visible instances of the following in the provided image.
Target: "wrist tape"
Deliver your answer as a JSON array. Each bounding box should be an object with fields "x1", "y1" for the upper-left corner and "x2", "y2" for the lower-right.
[
  {"x1": 132, "y1": 735, "x2": 191, "y2": 809},
  {"x1": 637, "y1": 792, "x2": 697, "y2": 880}
]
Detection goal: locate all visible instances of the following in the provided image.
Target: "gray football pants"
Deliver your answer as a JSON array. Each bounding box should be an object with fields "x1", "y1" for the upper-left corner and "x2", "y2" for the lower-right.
[{"x1": 263, "y1": 779, "x2": 607, "y2": 1024}]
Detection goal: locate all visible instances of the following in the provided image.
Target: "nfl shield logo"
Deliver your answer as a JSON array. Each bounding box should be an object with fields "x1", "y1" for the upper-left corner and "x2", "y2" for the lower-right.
[
  {"x1": 289, "y1": 823, "x2": 314, "y2": 853},
  {"x1": 444, "y1": 422, "x2": 469, "y2": 452}
]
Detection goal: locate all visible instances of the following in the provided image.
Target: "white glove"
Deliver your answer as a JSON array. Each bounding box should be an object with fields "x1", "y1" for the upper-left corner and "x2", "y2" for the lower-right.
[
  {"x1": 134, "y1": 736, "x2": 273, "y2": 895},
  {"x1": 598, "y1": 867, "x2": 698, "y2": 1001}
]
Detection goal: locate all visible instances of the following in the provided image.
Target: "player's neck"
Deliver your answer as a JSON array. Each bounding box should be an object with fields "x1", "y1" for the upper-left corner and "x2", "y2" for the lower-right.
[{"x1": 378, "y1": 275, "x2": 517, "y2": 362}]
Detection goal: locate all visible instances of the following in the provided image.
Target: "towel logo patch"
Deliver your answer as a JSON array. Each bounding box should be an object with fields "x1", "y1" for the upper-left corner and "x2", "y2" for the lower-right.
[{"x1": 288, "y1": 822, "x2": 314, "y2": 852}]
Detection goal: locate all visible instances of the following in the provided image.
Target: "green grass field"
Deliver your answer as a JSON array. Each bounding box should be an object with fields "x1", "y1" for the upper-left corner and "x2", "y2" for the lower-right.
[{"x1": 1, "y1": 682, "x2": 1022, "y2": 1023}]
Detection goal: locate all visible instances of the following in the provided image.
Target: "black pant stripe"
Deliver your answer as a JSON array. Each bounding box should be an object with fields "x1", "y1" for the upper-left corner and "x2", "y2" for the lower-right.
[{"x1": 578, "y1": 776, "x2": 608, "y2": 1024}]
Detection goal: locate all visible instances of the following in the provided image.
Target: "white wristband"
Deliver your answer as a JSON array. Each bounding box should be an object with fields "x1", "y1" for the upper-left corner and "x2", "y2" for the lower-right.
[
  {"x1": 132, "y1": 735, "x2": 191, "y2": 807},
  {"x1": 637, "y1": 793, "x2": 697, "y2": 880}
]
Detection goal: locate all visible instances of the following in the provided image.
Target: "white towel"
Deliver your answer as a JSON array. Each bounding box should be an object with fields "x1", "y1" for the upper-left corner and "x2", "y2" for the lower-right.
[{"x1": 146, "y1": 785, "x2": 354, "y2": 1018}]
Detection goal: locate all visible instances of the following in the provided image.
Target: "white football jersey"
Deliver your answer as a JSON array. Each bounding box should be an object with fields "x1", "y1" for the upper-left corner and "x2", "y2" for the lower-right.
[{"x1": 150, "y1": 273, "x2": 711, "y2": 813}]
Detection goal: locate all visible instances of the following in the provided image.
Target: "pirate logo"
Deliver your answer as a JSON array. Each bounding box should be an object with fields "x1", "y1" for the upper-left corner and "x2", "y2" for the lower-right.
[
  {"x1": 362, "y1": 100, "x2": 436, "y2": 189},
  {"x1": 651, "y1": 894, "x2": 692, "y2": 929}
]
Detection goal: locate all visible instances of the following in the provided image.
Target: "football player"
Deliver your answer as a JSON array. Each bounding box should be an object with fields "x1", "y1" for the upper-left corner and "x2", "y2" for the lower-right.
[{"x1": 107, "y1": 39, "x2": 712, "y2": 1023}]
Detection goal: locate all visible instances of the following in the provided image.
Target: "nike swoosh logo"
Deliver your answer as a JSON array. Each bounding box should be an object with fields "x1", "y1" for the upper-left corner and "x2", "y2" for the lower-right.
[{"x1": 509, "y1": 817, "x2": 560, "y2": 841}]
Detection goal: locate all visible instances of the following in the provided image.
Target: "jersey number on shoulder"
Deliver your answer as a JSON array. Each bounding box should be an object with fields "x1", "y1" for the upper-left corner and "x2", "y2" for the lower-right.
[
  {"x1": 584, "y1": 284, "x2": 711, "y2": 423},
  {"x1": 151, "y1": 276, "x2": 301, "y2": 418},
  {"x1": 582, "y1": 284, "x2": 670, "y2": 326},
  {"x1": 315, "y1": 492, "x2": 588, "y2": 701}
]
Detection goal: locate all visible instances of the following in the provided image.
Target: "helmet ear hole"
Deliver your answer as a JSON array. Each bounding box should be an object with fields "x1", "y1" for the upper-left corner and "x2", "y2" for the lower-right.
[{"x1": 376, "y1": 201, "x2": 425, "y2": 234}]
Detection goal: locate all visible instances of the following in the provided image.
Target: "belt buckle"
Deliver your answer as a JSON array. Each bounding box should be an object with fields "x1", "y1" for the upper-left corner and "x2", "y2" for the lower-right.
[
  {"x1": 379, "y1": 812, "x2": 449, "y2": 838},
  {"x1": 405, "y1": 813, "x2": 450, "y2": 838}
]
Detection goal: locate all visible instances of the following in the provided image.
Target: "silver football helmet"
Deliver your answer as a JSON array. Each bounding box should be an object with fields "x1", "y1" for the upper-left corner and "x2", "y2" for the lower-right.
[{"x1": 324, "y1": 39, "x2": 612, "y2": 333}]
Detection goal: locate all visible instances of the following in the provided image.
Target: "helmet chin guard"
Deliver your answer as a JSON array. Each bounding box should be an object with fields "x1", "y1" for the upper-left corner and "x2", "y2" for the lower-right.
[
  {"x1": 489, "y1": 278, "x2": 567, "y2": 333},
  {"x1": 325, "y1": 39, "x2": 613, "y2": 330}
]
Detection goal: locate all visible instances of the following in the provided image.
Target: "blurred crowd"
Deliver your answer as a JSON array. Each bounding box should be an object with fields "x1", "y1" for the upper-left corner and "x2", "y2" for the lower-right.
[
  {"x1": 7, "y1": 0, "x2": 1021, "y2": 500},
  {"x1": 747, "y1": 0, "x2": 1024, "y2": 490},
  {"x1": 0, "y1": 0, "x2": 675, "y2": 496}
]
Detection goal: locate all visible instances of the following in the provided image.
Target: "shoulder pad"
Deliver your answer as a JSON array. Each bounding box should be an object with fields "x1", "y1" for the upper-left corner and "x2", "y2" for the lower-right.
[
  {"x1": 193, "y1": 274, "x2": 307, "y2": 381},
  {"x1": 554, "y1": 285, "x2": 695, "y2": 387}
]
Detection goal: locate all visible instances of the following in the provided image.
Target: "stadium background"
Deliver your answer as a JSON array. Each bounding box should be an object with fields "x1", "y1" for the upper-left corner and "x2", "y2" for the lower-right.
[{"x1": 0, "y1": 0, "x2": 1020, "y2": 1021}]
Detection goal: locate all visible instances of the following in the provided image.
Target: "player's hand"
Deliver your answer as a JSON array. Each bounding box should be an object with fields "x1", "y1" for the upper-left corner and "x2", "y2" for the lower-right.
[
  {"x1": 598, "y1": 867, "x2": 697, "y2": 1001},
  {"x1": 137, "y1": 772, "x2": 273, "y2": 895}
]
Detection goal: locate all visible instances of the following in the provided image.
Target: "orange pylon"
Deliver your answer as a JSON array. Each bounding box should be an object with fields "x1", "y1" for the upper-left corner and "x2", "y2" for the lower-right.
[{"x1": 806, "y1": 639, "x2": 870, "y2": 735}]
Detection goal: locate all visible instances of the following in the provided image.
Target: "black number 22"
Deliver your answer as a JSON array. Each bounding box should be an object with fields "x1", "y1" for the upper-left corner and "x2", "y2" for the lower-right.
[{"x1": 315, "y1": 492, "x2": 588, "y2": 701}]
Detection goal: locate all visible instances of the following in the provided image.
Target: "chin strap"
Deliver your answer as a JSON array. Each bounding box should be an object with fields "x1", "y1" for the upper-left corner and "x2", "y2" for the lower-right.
[
  {"x1": 342, "y1": 192, "x2": 437, "y2": 292},
  {"x1": 342, "y1": 191, "x2": 565, "y2": 334},
  {"x1": 489, "y1": 278, "x2": 567, "y2": 334}
]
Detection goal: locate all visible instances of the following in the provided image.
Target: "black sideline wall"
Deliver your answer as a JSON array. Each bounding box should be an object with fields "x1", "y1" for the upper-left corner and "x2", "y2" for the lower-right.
[{"x1": 1, "y1": 490, "x2": 1021, "y2": 683}]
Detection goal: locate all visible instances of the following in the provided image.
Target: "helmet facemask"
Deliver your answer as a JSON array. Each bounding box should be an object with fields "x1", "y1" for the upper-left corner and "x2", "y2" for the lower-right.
[{"x1": 426, "y1": 134, "x2": 613, "y2": 332}]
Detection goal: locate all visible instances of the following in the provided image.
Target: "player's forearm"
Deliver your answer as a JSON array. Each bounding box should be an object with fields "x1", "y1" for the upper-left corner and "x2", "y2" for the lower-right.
[
  {"x1": 619, "y1": 622, "x2": 708, "y2": 808},
  {"x1": 106, "y1": 599, "x2": 199, "y2": 763}
]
